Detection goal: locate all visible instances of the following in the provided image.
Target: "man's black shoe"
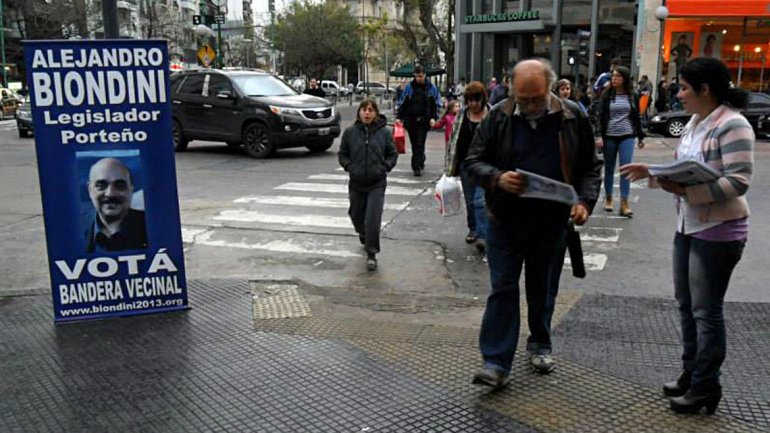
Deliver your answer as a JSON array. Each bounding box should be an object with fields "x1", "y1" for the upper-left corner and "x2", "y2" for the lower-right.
[
  {"x1": 413, "y1": 169, "x2": 422, "y2": 177},
  {"x1": 472, "y1": 368, "x2": 509, "y2": 389}
]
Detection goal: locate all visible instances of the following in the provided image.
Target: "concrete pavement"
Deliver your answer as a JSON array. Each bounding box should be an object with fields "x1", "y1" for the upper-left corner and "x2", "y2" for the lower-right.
[{"x1": 2, "y1": 115, "x2": 770, "y2": 431}]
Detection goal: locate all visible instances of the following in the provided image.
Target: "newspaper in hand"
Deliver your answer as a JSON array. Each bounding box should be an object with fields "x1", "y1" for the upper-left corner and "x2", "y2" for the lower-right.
[
  {"x1": 648, "y1": 159, "x2": 721, "y2": 186},
  {"x1": 515, "y1": 169, "x2": 578, "y2": 206}
]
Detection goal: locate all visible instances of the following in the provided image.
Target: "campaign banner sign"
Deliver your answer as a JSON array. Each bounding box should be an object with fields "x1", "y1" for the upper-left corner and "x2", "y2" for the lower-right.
[{"x1": 24, "y1": 40, "x2": 188, "y2": 323}]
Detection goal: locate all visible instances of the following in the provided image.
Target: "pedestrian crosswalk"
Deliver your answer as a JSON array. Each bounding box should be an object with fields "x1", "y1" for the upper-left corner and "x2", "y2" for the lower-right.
[
  {"x1": 181, "y1": 167, "x2": 636, "y2": 273},
  {"x1": 182, "y1": 167, "x2": 434, "y2": 258}
]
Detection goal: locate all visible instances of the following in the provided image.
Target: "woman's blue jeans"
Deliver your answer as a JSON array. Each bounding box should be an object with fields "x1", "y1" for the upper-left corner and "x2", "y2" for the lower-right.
[
  {"x1": 459, "y1": 163, "x2": 476, "y2": 234},
  {"x1": 603, "y1": 137, "x2": 635, "y2": 200},
  {"x1": 673, "y1": 232, "x2": 746, "y2": 391}
]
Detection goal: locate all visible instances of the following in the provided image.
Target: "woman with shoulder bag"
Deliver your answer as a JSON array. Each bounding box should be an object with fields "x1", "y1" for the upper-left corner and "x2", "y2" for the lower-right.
[{"x1": 595, "y1": 66, "x2": 645, "y2": 217}]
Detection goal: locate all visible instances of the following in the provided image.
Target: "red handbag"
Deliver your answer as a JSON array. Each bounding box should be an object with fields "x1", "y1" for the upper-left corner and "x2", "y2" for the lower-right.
[{"x1": 393, "y1": 123, "x2": 406, "y2": 154}]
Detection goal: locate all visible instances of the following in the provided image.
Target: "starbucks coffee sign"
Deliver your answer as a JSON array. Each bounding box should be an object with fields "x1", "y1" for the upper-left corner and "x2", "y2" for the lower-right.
[{"x1": 464, "y1": 10, "x2": 540, "y2": 24}]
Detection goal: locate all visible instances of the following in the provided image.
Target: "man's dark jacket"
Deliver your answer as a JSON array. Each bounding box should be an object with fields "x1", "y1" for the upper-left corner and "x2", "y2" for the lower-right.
[
  {"x1": 465, "y1": 96, "x2": 602, "y2": 221},
  {"x1": 85, "y1": 209, "x2": 148, "y2": 253},
  {"x1": 304, "y1": 87, "x2": 326, "y2": 98},
  {"x1": 338, "y1": 114, "x2": 398, "y2": 191}
]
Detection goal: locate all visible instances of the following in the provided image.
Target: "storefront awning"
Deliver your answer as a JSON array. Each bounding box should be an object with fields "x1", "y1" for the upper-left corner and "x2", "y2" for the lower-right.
[
  {"x1": 389, "y1": 64, "x2": 445, "y2": 77},
  {"x1": 667, "y1": 0, "x2": 770, "y2": 16}
]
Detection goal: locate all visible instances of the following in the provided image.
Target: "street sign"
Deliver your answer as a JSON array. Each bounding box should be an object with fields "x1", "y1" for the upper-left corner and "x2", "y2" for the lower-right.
[
  {"x1": 197, "y1": 44, "x2": 216, "y2": 68},
  {"x1": 23, "y1": 39, "x2": 189, "y2": 322},
  {"x1": 192, "y1": 15, "x2": 202, "y2": 25},
  {"x1": 214, "y1": 14, "x2": 226, "y2": 24}
]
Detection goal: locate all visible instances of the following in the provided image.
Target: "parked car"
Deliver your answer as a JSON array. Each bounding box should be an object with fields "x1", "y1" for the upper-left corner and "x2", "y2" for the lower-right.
[
  {"x1": 355, "y1": 81, "x2": 395, "y2": 97},
  {"x1": 0, "y1": 87, "x2": 22, "y2": 120},
  {"x1": 757, "y1": 113, "x2": 770, "y2": 137},
  {"x1": 170, "y1": 69, "x2": 341, "y2": 158},
  {"x1": 320, "y1": 80, "x2": 350, "y2": 97},
  {"x1": 648, "y1": 91, "x2": 770, "y2": 137},
  {"x1": 16, "y1": 96, "x2": 33, "y2": 138}
]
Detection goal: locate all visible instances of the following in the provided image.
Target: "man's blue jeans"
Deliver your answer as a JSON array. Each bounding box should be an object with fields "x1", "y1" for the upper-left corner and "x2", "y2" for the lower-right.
[
  {"x1": 473, "y1": 187, "x2": 488, "y2": 241},
  {"x1": 673, "y1": 232, "x2": 746, "y2": 391},
  {"x1": 479, "y1": 219, "x2": 567, "y2": 373},
  {"x1": 603, "y1": 137, "x2": 635, "y2": 200}
]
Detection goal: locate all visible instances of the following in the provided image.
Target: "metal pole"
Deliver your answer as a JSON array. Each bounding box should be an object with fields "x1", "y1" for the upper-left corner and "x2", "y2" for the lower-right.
[
  {"x1": 737, "y1": 17, "x2": 747, "y2": 87},
  {"x1": 588, "y1": 0, "x2": 599, "y2": 81},
  {"x1": 0, "y1": 0, "x2": 6, "y2": 87},
  {"x1": 217, "y1": 20, "x2": 223, "y2": 69},
  {"x1": 102, "y1": 0, "x2": 119, "y2": 38},
  {"x1": 551, "y1": 0, "x2": 563, "y2": 76}
]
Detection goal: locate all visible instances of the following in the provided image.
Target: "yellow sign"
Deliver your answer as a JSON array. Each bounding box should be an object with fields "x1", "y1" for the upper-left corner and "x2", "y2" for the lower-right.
[{"x1": 197, "y1": 45, "x2": 216, "y2": 67}]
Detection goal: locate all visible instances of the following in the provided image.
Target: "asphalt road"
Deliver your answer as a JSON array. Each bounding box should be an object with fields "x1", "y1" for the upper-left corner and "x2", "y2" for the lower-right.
[{"x1": 1, "y1": 108, "x2": 769, "y2": 305}]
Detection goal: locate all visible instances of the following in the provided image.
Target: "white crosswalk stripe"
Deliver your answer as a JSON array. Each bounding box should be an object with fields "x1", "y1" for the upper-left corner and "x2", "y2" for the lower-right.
[
  {"x1": 233, "y1": 195, "x2": 409, "y2": 210},
  {"x1": 275, "y1": 182, "x2": 425, "y2": 196},
  {"x1": 308, "y1": 173, "x2": 422, "y2": 184}
]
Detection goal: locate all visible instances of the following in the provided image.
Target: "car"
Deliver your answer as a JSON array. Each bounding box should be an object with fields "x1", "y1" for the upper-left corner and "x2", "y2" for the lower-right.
[
  {"x1": 320, "y1": 80, "x2": 350, "y2": 97},
  {"x1": 16, "y1": 96, "x2": 33, "y2": 138},
  {"x1": 355, "y1": 81, "x2": 395, "y2": 97},
  {"x1": 170, "y1": 69, "x2": 341, "y2": 158},
  {"x1": 0, "y1": 87, "x2": 22, "y2": 120},
  {"x1": 758, "y1": 113, "x2": 770, "y2": 137},
  {"x1": 648, "y1": 91, "x2": 770, "y2": 137}
]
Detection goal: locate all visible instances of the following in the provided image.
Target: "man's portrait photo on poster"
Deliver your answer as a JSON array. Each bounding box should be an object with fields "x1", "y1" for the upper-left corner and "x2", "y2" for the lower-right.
[{"x1": 77, "y1": 150, "x2": 148, "y2": 253}]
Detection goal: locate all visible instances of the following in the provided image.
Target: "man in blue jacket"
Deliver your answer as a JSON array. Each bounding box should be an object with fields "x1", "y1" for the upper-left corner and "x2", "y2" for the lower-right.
[{"x1": 395, "y1": 65, "x2": 442, "y2": 176}]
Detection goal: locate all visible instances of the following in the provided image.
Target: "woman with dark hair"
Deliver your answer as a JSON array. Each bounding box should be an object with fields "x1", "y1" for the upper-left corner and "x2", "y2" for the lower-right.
[
  {"x1": 595, "y1": 65, "x2": 645, "y2": 217},
  {"x1": 338, "y1": 99, "x2": 399, "y2": 271},
  {"x1": 445, "y1": 81, "x2": 490, "y2": 249},
  {"x1": 621, "y1": 57, "x2": 754, "y2": 415}
]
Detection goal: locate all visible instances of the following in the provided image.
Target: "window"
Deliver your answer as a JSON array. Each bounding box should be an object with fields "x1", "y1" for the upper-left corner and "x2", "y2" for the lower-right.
[
  {"x1": 231, "y1": 75, "x2": 297, "y2": 97},
  {"x1": 208, "y1": 75, "x2": 232, "y2": 96},
  {"x1": 749, "y1": 93, "x2": 770, "y2": 108},
  {"x1": 179, "y1": 74, "x2": 205, "y2": 95}
]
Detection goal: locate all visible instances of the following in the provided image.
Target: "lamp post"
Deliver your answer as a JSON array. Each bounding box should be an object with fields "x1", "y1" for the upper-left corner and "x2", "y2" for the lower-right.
[{"x1": 654, "y1": 4, "x2": 669, "y2": 110}]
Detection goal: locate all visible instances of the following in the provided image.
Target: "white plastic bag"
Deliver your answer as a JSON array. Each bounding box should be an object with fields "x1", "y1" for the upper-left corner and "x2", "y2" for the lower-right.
[{"x1": 434, "y1": 174, "x2": 463, "y2": 217}]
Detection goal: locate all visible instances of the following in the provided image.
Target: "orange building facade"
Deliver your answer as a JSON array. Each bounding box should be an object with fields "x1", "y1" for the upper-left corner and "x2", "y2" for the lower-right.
[{"x1": 660, "y1": 0, "x2": 770, "y2": 91}]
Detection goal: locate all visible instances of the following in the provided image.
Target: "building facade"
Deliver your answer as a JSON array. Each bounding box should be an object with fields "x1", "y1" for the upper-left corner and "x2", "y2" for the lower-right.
[
  {"x1": 455, "y1": 0, "x2": 638, "y2": 85},
  {"x1": 637, "y1": 0, "x2": 770, "y2": 94}
]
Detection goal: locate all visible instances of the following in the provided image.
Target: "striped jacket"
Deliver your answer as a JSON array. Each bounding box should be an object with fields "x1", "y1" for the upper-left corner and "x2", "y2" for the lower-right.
[{"x1": 681, "y1": 104, "x2": 754, "y2": 223}]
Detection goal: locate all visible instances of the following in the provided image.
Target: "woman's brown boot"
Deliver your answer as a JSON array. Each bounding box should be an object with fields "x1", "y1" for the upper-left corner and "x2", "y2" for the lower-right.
[
  {"x1": 604, "y1": 197, "x2": 613, "y2": 212},
  {"x1": 619, "y1": 199, "x2": 633, "y2": 217}
]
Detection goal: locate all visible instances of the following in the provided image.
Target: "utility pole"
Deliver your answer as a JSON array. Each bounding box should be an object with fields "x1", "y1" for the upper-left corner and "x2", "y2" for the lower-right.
[
  {"x1": 102, "y1": 0, "x2": 119, "y2": 38},
  {"x1": 588, "y1": 0, "x2": 599, "y2": 80},
  {"x1": 0, "y1": 0, "x2": 6, "y2": 87}
]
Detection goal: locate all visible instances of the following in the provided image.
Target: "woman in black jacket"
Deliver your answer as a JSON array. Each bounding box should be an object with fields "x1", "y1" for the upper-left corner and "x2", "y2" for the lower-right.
[
  {"x1": 595, "y1": 65, "x2": 645, "y2": 217},
  {"x1": 338, "y1": 99, "x2": 398, "y2": 270}
]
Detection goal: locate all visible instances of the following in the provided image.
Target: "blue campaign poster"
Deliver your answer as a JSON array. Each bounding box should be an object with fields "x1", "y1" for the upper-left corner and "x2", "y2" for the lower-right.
[{"x1": 24, "y1": 40, "x2": 189, "y2": 323}]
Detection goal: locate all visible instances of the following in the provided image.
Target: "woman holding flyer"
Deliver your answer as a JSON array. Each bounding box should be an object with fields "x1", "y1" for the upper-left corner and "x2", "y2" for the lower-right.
[{"x1": 621, "y1": 57, "x2": 754, "y2": 415}]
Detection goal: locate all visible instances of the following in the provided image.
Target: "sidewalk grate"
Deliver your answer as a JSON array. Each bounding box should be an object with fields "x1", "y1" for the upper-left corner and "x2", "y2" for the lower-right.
[{"x1": 554, "y1": 294, "x2": 770, "y2": 430}]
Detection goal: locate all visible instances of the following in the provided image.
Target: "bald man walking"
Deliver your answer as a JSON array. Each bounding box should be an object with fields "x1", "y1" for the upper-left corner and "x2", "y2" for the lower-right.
[{"x1": 466, "y1": 59, "x2": 601, "y2": 388}]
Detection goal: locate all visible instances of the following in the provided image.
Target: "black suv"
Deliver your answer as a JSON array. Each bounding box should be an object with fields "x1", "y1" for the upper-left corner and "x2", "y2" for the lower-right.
[{"x1": 170, "y1": 69, "x2": 341, "y2": 158}]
